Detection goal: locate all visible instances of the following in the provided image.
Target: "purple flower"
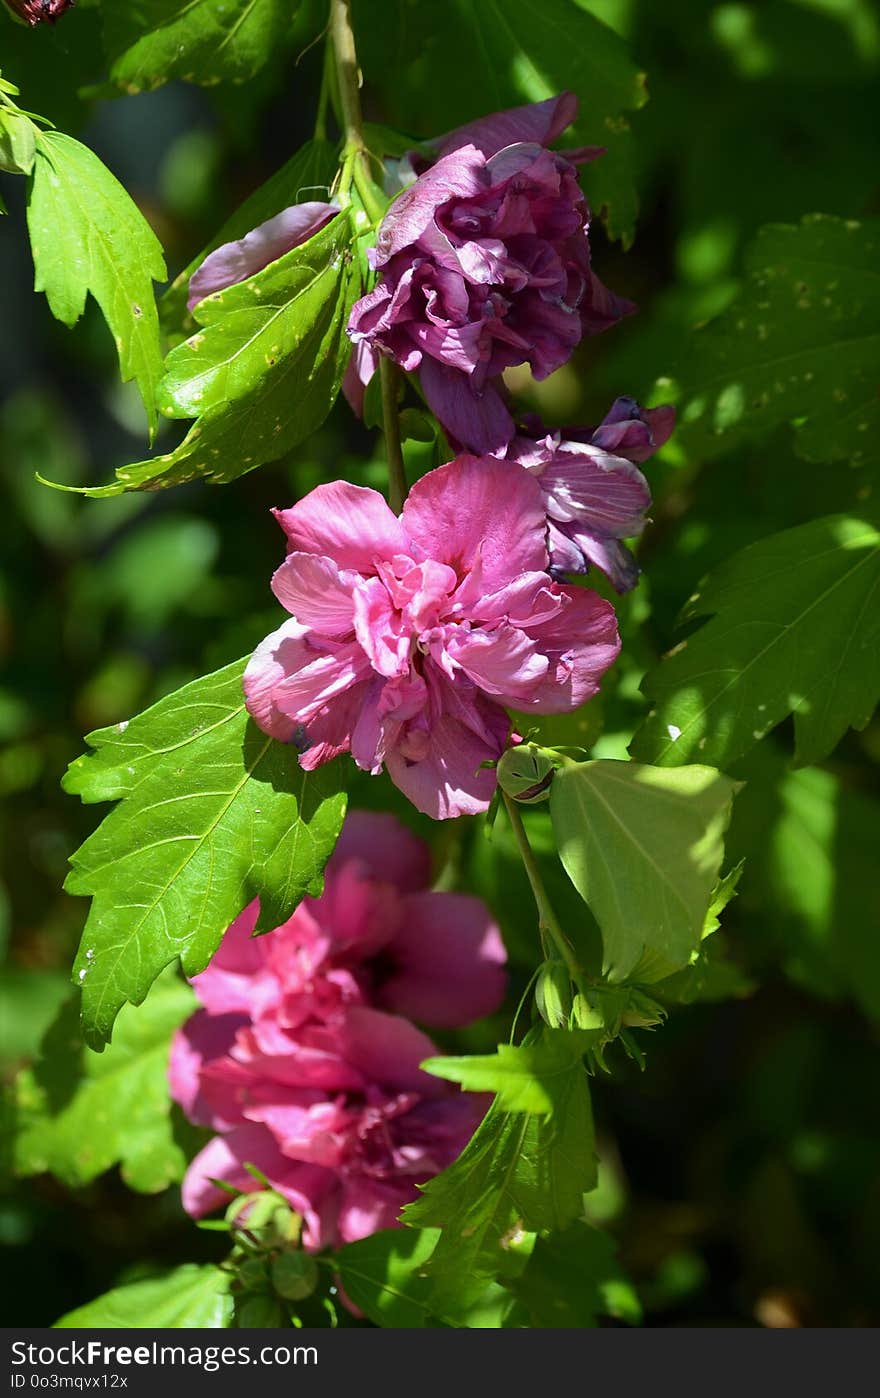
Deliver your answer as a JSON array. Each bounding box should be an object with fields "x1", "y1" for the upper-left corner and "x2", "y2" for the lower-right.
[
  {"x1": 347, "y1": 94, "x2": 633, "y2": 454},
  {"x1": 509, "y1": 397, "x2": 675, "y2": 591},
  {"x1": 187, "y1": 202, "x2": 339, "y2": 312},
  {"x1": 5, "y1": 0, "x2": 73, "y2": 24}
]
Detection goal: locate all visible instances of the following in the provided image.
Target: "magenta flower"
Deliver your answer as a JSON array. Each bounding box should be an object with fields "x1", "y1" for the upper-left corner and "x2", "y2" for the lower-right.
[
  {"x1": 243, "y1": 455, "x2": 620, "y2": 819},
  {"x1": 187, "y1": 202, "x2": 338, "y2": 312},
  {"x1": 509, "y1": 397, "x2": 676, "y2": 591},
  {"x1": 169, "y1": 811, "x2": 505, "y2": 1248},
  {"x1": 347, "y1": 93, "x2": 633, "y2": 454}
]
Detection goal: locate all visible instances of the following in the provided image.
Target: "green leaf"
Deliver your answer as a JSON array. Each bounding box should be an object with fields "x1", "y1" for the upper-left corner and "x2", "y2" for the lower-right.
[
  {"x1": 27, "y1": 131, "x2": 167, "y2": 435},
  {"x1": 102, "y1": 0, "x2": 292, "y2": 93},
  {"x1": 64, "y1": 658, "x2": 347, "y2": 1049},
  {"x1": 511, "y1": 1221, "x2": 641, "y2": 1327},
  {"x1": 404, "y1": 1041, "x2": 596, "y2": 1302},
  {"x1": 0, "y1": 107, "x2": 35, "y2": 174},
  {"x1": 663, "y1": 214, "x2": 880, "y2": 469},
  {"x1": 423, "y1": 1029, "x2": 594, "y2": 1115},
  {"x1": 631, "y1": 514, "x2": 880, "y2": 770},
  {"x1": 54, "y1": 1265, "x2": 233, "y2": 1329},
  {"x1": 13, "y1": 968, "x2": 196, "y2": 1192},
  {"x1": 334, "y1": 1228, "x2": 520, "y2": 1328},
  {"x1": 355, "y1": 0, "x2": 647, "y2": 244},
  {"x1": 73, "y1": 211, "x2": 361, "y2": 495},
  {"x1": 161, "y1": 139, "x2": 338, "y2": 332},
  {"x1": 550, "y1": 759, "x2": 739, "y2": 981}
]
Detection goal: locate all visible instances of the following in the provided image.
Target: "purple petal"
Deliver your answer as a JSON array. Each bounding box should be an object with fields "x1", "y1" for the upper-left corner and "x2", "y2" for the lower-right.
[
  {"x1": 188, "y1": 203, "x2": 338, "y2": 311},
  {"x1": 327, "y1": 811, "x2": 431, "y2": 893},
  {"x1": 429, "y1": 94, "x2": 579, "y2": 161},
  {"x1": 418, "y1": 359, "x2": 515, "y2": 453},
  {"x1": 372, "y1": 145, "x2": 487, "y2": 267}
]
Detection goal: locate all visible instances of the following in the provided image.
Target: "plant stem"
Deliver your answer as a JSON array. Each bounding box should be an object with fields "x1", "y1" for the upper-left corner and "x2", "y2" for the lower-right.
[
  {"x1": 329, "y1": 0, "x2": 364, "y2": 152},
  {"x1": 502, "y1": 791, "x2": 580, "y2": 980},
  {"x1": 380, "y1": 357, "x2": 407, "y2": 512}
]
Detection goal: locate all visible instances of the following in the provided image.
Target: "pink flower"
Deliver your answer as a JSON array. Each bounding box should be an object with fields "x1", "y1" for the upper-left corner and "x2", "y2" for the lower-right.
[
  {"x1": 169, "y1": 811, "x2": 506, "y2": 1248},
  {"x1": 509, "y1": 398, "x2": 676, "y2": 591},
  {"x1": 347, "y1": 94, "x2": 633, "y2": 453},
  {"x1": 243, "y1": 455, "x2": 620, "y2": 819}
]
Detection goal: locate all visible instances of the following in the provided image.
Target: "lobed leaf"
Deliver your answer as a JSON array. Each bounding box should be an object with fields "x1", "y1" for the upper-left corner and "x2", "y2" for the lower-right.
[
  {"x1": 631, "y1": 514, "x2": 880, "y2": 769},
  {"x1": 27, "y1": 131, "x2": 167, "y2": 435},
  {"x1": 663, "y1": 214, "x2": 880, "y2": 469},
  {"x1": 72, "y1": 211, "x2": 361, "y2": 494},
  {"x1": 13, "y1": 969, "x2": 196, "y2": 1193},
  {"x1": 64, "y1": 658, "x2": 347, "y2": 1050},
  {"x1": 102, "y1": 0, "x2": 292, "y2": 93}
]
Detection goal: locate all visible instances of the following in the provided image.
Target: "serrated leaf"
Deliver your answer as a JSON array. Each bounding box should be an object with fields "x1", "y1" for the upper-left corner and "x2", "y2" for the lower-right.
[
  {"x1": 550, "y1": 760, "x2": 739, "y2": 982},
  {"x1": 333, "y1": 1228, "x2": 517, "y2": 1328},
  {"x1": 404, "y1": 1046, "x2": 596, "y2": 1303},
  {"x1": 54, "y1": 1265, "x2": 233, "y2": 1329},
  {"x1": 355, "y1": 0, "x2": 646, "y2": 244},
  {"x1": 632, "y1": 514, "x2": 880, "y2": 769},
  {"x1": 73, "y1": 211, "x2": 360, "y2": 495},
  {"x1": 510, "y1": 1221, "x2": 641, "y2": 1327},
  {"x1": 161, "y1": 139, "x2": 338, "y2": 332},
  {"x1": 27, "y1": 131, "x2": 167, "y2": 435},
  {"x1": 13, "y1": 968, "x2": 196, "y2": 1192},
  {"x1": 664, "y1": 214, "x2": 880, "y2": 469},
  {"x1": 102, "y1": 0, "x2": 292, "y2": 93},
  {"x1": 423, "y1": 1030, "x2": 594, "y2": 1115},
  {"x1": 64, "y1": 658, "x2": 347, "y2": 1050}
]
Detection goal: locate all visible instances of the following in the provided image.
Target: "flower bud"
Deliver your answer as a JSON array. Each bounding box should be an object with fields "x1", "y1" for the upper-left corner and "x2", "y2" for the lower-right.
[
  {"x1": 4, "y1": 0, "x2": 75, "y2": 25},
  {"x1": 535, "y1": 961, "x2": 572, "y2": 1029},
  {"x1": 270, "y1": 1252, "x2": 319, "y2": 1301},
  {"x1": 497, "y1": 744, "x2": 555, "y2": 804}
]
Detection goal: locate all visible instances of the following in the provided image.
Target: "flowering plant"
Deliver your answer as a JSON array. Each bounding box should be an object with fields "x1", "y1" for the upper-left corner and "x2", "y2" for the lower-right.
[{"x1": 5, "y1": 0, "x2": 874, "y2": 1338}]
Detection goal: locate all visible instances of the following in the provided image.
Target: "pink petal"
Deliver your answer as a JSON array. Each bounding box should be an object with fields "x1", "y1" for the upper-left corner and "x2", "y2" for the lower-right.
[
  {"x1": 242, "y1": 618, "x2": 310, "y2": 743},
  {"x1": 272, "y1": 482, "x2": 407, "y2": 573},
  {"x1": 190, "y1": 900, "x2": 265, "y2": 1014},
  {"x1": 518, "y1": 586, "x2": 620, "y2": 713},
  {"x1": 271, "y1": 553, "x2": 356, "y2": 635},
  {"x1": 382, "y1": 891, "x2": 507, "y2": 1027},
  {"x1": 273, "y1": 639, "x2": 372, "y2": 725},
  {"x1": 432, "y1": 94, "x2": 579, "y2": 161},
  {"x1": 337, "y1": 1178, "x2": 412, "y2": 1243},
  {"x1": 402, "y1": 454, "x2": 546, "y2": 592},
  {"x1": 188, "y1": 203, "x2": 338, "y2": 310},
  {"x1": 168, "y1": 1011, "x2": 245, "y2": 1126},
  {"x1": 326, "y1": 811, "x2": 431, "y2": 893},
  {"x1": 385, "y1": 693, "x2": 508, "y2": 819},
  {"x1": 445, "y1": 622, "x2": 549, "y2": 701},
  {"x1": 338, "y1": 1007, "x2": 444, "y2": 1095}
]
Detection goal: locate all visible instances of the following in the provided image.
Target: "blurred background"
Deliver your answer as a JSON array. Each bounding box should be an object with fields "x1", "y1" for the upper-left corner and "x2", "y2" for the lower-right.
[{"x1": 1, "y1": 0, "x2": 879, "y2": 1326}]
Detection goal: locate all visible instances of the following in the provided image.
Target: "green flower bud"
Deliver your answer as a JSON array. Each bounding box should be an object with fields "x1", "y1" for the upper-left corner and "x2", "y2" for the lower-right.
[
  {"x1": 271, "y1": 1251, "x2": 319, "y2": 1301},
  {"x1": 236, "y1": 1294, "x2": 284, "y2": 1329},
  {"x1": 497, "y1": 744, "x2": 555, "y2": 804},
  {"x1": 535, "y1": 961, "x2": 572, "y2": 1029}
]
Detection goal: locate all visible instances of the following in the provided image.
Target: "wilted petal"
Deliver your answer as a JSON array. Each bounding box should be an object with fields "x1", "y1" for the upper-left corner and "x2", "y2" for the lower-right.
[
  {"x1": 372, "y1": 145, "x2": 487, "y2": 266},
  {"x1": 188, "y1": 203, "x2": 338, "y2": 310},
  {"x1": 431, "y1": 93, "x2": 579, "y2": 160},
  {"x1": 418, "y1": 358, "x2": 515, "y2": 453}
]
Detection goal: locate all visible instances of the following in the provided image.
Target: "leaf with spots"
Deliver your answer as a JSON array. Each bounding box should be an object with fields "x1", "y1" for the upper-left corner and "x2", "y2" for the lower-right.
[
  {"x1": 27, "y1": 131, "x2": 167, "y2": 435},
  {"x1": 63, "y1": 658, "x2": 348, "y2": 1050},
  {"x1": 101, "y1": 0, "x2": 292, "y2": 93},
  {"x1": 660, "y1": 214, "x2": 880, "y2": 470},
  {"x1": 11, "y1": 969, "x2": 197, "y2": 1193},
  {"x1": 631, "y1": 514, "x2": 880, "y2": 770},
  {"x1": 69, "y1": 209, "x2": 361, "y2": 495}
]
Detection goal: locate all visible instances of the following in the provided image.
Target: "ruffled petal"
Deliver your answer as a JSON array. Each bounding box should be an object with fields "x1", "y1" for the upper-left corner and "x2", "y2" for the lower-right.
[{"x1": 272, "y1": 482, "x2": 408, "y2": 573}]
